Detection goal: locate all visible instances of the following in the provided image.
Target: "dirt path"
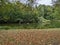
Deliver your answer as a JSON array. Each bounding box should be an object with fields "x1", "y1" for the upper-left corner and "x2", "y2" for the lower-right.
[{"x1": 0, "y1": 29, "x2": 60, "y2": 45}]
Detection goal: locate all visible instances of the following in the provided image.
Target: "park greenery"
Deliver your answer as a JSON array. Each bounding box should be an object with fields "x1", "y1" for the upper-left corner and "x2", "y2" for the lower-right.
[{"x1": 0, "y1": 0, "x2": 60, "y2": 29}]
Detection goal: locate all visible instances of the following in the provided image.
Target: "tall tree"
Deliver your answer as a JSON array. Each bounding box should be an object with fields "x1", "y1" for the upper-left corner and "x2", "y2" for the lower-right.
[
  {"x1": 26, "y1": 0, "x2": 39, "y2": 7},
  {"x1": 52, "y1": 0, "x2": 60, "y2": 6}
]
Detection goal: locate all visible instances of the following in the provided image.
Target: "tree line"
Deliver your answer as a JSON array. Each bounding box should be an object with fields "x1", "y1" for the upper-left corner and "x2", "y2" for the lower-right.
[{"x1": 0, "y1": 0, "x2": 60, "y2": 25}]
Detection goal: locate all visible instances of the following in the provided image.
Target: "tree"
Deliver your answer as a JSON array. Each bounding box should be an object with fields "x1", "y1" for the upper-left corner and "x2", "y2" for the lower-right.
[
  {"x1": 52, "y1": 0, "x2": 60, "y2": 5},
  {"x1": 26, "y1": 0, "x2": 39, "y2": 7},
  {"x1": 52, "y1": 0, "x2": 60, "y2": 20}
]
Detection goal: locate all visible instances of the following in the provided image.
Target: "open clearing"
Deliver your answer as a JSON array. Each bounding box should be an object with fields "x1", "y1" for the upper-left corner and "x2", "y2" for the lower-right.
[{"x1": 0, "y1": 29, "x2": 60, "y2": 45}]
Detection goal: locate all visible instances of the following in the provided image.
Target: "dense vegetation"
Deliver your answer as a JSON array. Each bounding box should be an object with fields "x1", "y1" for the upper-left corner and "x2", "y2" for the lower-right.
[{"x1": 0, "y1": 0, "x2": 60, "y2": 29}]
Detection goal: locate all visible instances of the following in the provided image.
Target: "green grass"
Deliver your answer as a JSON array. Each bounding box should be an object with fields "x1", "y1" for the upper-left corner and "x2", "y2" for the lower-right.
[
  {"x1": 0, "y1": 20, "x2": 60, "y2": 30},
  {"x1": 0, "y1": 23, "x2": 38, "y2": 29}
]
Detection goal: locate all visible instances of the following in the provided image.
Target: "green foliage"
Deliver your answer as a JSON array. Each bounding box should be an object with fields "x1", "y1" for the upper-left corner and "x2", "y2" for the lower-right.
[{"x1": 0, "y1": 0, "x2": 60, "y2": 29}]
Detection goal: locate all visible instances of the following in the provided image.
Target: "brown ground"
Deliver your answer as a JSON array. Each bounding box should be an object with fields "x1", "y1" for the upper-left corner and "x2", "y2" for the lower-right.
[{"x1": 0, "y1": 29, "x2": 60, "y2": 45}]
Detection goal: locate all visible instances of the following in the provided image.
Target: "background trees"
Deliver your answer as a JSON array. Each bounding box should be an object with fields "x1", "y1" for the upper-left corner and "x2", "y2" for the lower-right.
[
  {"x1": 52, "y1": 0, "x2": 60, "y2": 20},
  {"x1": 0, "y1": 0, "x2": 60, "y2": 28}
]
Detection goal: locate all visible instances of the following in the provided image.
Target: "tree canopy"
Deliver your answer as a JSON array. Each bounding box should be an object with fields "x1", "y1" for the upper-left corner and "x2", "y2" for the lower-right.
[{"x1": 0, "y1": 0, "x2": 60, "y2": 28}]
